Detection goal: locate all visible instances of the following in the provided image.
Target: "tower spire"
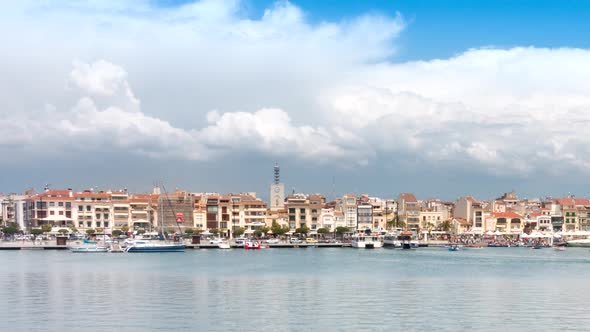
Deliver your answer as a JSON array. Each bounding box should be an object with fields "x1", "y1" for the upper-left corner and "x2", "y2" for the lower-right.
[{"x1": 274, "y1": 162, "x2": 280, "y2": 185}]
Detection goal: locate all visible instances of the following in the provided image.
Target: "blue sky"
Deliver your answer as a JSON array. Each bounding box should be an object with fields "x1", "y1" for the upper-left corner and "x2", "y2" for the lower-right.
[
  {"x1": 159, "y1": 0, "x2": 590, "y2": 61},
  {"x1": 1, "y1": 0, "x2": 590, "y2": 201}
]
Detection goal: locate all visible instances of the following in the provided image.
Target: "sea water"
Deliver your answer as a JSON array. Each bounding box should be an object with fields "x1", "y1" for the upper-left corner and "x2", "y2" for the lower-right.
[{"x1": 0, "y1": 247, "x2": 588, "y2": 331}]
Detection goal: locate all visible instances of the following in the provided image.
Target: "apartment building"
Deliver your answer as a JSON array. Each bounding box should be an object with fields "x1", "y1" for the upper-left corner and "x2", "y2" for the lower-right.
[
  {"x1": 24, "y1": 189, "x2": 75, "y2": 229},
  {"x1": 1, "y1": 194, "x2": 26, "y2": 229},
  {"x1": 398, "y1": 193, "x2": 420, "y2": 230}
]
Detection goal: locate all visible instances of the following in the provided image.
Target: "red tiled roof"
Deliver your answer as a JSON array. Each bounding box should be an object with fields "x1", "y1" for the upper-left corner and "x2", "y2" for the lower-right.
[
  {"x1": 399, "y1": 193, "x2": 417, "y2": 202},
  {"x1": 556, "y1": 198, "x2": 590, "y2": 206}
]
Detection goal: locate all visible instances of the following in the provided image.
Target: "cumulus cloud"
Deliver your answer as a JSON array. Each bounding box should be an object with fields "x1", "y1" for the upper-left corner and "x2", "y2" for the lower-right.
[{"x1": 2, "y1": 0, "x2": 590, "y2": 182}]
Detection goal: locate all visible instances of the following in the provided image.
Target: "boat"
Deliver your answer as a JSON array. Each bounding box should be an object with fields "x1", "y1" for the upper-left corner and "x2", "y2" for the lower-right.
[
  {"x1": 383, "y1": 234, "x2": 397, "y2": 248},
  {"x1": 125, "y1": 240, "x2": 185, "y2": 252},
  {"x1": 448, "y1": 244, "x2": 460, "y2": 251},
  {"x1": 532, "y1": 245, "x2": 543, "y2": 249},
  {"x1": 351, "y1": 233, "x2": 383, "y2": 249},
  {"x1": 566, "y1": 237, "x2": 590, "y2": 247},
  {"x1": 398, "y1": 231, "x2": 415, "y2": 249},
  {"x1": 487, "y1": 244, "x2": 510, "y2": 247},
  {"x1": 244, "y1": 240, "x2": 261, "y2": 250},
  {"x1": 69, "y1": 246, "x2": 108, "y2": 253},
  {"x1": 218, "y1": 241, "x2": 231, "y2": 249}
]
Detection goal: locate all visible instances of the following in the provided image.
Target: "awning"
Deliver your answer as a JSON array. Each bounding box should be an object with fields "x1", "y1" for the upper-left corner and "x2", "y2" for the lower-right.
[{"x1": 133, "y1": 219, "x2": 150, "y2": 224}]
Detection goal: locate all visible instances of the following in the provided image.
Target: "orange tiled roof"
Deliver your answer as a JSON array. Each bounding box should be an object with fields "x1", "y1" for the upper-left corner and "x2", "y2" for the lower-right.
[{"x1": 493, "y1": 212, "x2": 522, "y2": 219}]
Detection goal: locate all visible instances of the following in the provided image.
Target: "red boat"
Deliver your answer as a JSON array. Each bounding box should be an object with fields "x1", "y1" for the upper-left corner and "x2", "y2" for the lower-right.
[{"x1": 244, "y1": 240, "x2": 261, "y2": 250}]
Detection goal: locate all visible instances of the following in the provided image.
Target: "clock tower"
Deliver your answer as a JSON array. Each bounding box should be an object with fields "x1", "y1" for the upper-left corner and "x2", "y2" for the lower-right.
[{"x1": 270, "y1": 163, "x2": 285, "y2": 211}]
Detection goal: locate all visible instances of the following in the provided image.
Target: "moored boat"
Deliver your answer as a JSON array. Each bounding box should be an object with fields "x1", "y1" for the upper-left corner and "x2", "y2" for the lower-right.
[
  {"x1": 244, "y1": 240, "x2": 261, "y2": 250},
  {"x1": 218, "y1": 241, "x2": 231, "y2": 249},
  {"x1": 351, "y1": 233, "x2": 383, "y2": 249},
  {"x1": 125, "y1": 241, "x2": 185, "y2": 252},
  {"x1": 69, "y1": 246, "x2": 108, "y2": 253},
  {"x1": 566, "y1": 238, "x2": 590, "y2": 247}
]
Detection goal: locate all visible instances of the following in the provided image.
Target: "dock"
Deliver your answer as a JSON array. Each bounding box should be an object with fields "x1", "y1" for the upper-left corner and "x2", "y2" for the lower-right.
[{"x1": 187, "y1": 243, "x2": 352, "y2": 249}]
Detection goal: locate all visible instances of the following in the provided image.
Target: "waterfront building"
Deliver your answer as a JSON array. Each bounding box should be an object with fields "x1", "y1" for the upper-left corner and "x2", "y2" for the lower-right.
[
  {"x1": 0, "y1": 193, "x2": 26, "y2": 229},
  {"x1": 24, "y1": 189, "x2": 75, "y2": 229},
  {"x1": 397, "y1": 193, "x2": 420, "y2": 231},
  {"x1": 490, "y1": 212, "x2": 523, "y2": 234},
  {"x1": 285, "y1": 193, "x2": 326, "y2": 232},
  {"x1": 196, "y1": 192, "x2": 267, "y2": 236},
  {"x1": 454, "y1": 196, "x2": 485, "y2": 234},
  {"x1": 357, "y1": 200, "x2": 373, "y2": 231},
  {"x1": 319, "y1": 208, "x2": 335, "y2": 230},
  {"x1": 129, "y1": 194, "x2": 158, "y2": 231},
  {"x1": 340, "y1": 194, "x2": 358, "y2": 230},
  {"x1": 74, "y1": 190, "x2": 112, "y2": 231},
  {"x1": 160, "y1": 190, "x2": 194, "y2": 232},
  {"x1": 554, "y1": 197, "x2": 590, "y2": 232}
]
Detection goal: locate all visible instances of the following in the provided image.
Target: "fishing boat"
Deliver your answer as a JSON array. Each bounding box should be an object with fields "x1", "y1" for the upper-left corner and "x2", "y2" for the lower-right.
[
  {"x1": 244, "y1": 240, "x2": 261, "y2": 250},
  {"x1": 69, "y1": 246, "x2": 108, "y2": 253}
]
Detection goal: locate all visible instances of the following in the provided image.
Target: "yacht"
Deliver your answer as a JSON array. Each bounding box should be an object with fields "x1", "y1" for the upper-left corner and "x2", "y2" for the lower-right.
[
  {"x1": 566, "y1": 237, "x2": 590, "y2": 247},
  {"x1": 351, "y1": 233, "x2": 383, "y2": 249},
  {"x1": 125, "y1": 240, "x2": 185, "y2": 252},
  {"x1": 69, "y1": 246, "x2": 108, "y2": 253}
]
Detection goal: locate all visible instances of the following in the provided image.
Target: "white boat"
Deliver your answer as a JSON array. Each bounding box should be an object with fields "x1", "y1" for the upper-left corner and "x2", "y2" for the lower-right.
[
  {"x1": 69, "y1": 246, "x2": 108, "y2": 253},
  {"x1": 351, "y1": 233, "x2": 383, "y2": 249},
  {"x1": 125, "y1": 240, "x2": 185, "y2": 252},
  {"x1": 566, "y1": 238, "x2": 590, "y2": 247},
  {"x1": 218, "y1": 241, "x2": 231, "y2": 249}
]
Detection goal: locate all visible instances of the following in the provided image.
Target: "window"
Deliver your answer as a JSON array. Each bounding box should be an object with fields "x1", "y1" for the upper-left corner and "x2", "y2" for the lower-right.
[
  {"x1": 65, "y1": 202, "x2": 71, "y2": 208},
  {"x1": 104, "y1": 214, "x2": 109, "y2": 219},
  {"x1": 311, "y1": 209, "x2": 317, "y2": 214},
  {"x1": 49, "y1": 202, "x2": 55, "y2": 207},
  {"x1": 289, "y1": 215, "x2": 296, "y2": 221},
  {"x1": 300, "y1": 215, "x2": 305, "y2": 220},
  {"x1": 86, "y1": 206, "x2": 91, "y2": 211},
  {"x1": 288, "y1": 208, "x2": 295, "y2": 213},
  {"x1": 87, "y1": 222, "x2": 91, "y2": 227},
  {"x1": 96, "y1": 214, "x2": 101, "y2": 220},
  {"x1": 50, "y1": 211, "x2": 55, "y2": 215},
  {"x1": 58, "y1": 211, "x2": 63, "y2": 215},
  {"x1": 96, "y1": 222, "x2": 101, "y2": 227},
  {"x1": 300, "y1": 208, "x2": 305, "y2": 214},
  {"x1": 78, "y1": 206, "x2": 83, "y2": 212},
  {"x1": 58, "y1": 202, "x2": 64, "y2": 207},
  {"x1": 104, "y1": 222, "x2": 109, "y2": 228}
]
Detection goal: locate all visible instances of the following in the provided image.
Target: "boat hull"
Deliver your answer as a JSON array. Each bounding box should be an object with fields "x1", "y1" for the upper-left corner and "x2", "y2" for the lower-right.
[
  {"x1": 69, "y1": 246, "x2": 108, "y2": 253},
  {"x1": 566, "y1": 241, "x2": 590, "y2": 247},
  {"x1": 126, "y1": 245, "x2": 185, "y2": 252}
]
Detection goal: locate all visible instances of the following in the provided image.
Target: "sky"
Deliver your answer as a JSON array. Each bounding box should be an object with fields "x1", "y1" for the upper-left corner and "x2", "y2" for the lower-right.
[{"x1": 2, "y1": 0, "x2": 590, "y2": 201}]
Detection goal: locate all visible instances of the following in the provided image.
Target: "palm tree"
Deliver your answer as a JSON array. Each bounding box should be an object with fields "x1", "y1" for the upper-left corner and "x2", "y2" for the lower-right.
[{"x1": 441, "y1": 220, "x2": 453, "y2": 233}]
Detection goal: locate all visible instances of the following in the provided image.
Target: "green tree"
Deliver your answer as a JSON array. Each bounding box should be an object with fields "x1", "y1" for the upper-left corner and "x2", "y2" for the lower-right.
[
  {"x1": 69, "y1": 226, "x2": 78, "y2": 233},
  {"x1": 260, "y1": 226, "x2": 270, "y2": 235},
  {"x1": 30, "y1": 228, "x2": 43, "y2": 236},
  {"x1": 58, "y1": 228, "x2": 69, "y2": 235},
  {"x1": 95, "y1": 227, "x2": 104, "y2": 234},
  {"x1": 184, "y1": 228, "x2": 195, "y2": 234},
  {"x1": 111, "y1": 229, "x2": 122, "y2": 237},
  {"x1": 233, "y1": 227, "x2": 245, "y2": 237},
  {"x1": 86, "y1": 228, "x2": 96, "y2": 235},
  {"x1": 121, "y1": 225, "x2": 129, "y2": 233},
  {"x1": 387, "y1": 215, "x2": 406, "y2": 229},
  {"x1": 335, "y1": 226, "x2": 350, "y2": 239},
  {"x1": 317, "y1": 228, "x2": 330, "y2": 234},
  {"x1": 2, "y1": 222, "x2": 19, "y2": 235},
  {"x1": 41, "y1": 224, "x2": 52, "y2": 233},
  {"x1": 253, "y1": 229, "x2": 264, "y2": 238},
  {"x1": 441, "y1": 220, "x2": 453, "y2": 233},
  {"x1": 165, "y1": 227, "x2": 176, "y2": 235},
  {"x1": 210, "y1": 228, "x2": 219, "y2": 235},
  {"x1": 295, "y1": 224, "x2": 309, "y2": 236},
  {"x1": 271, "y1": 221, "x2": 287, "y2": 236}
]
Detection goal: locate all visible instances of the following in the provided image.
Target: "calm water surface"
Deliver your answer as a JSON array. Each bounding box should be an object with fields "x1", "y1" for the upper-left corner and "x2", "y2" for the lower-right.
[{"x1": 1, "y1": 247, "x2": 589, "y2": 331}]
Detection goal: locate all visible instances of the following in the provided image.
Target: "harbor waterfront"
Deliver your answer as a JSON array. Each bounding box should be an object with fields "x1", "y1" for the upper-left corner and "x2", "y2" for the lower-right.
[{"x1": 1, "y1": 248, "x2": 590, "y2": 332}]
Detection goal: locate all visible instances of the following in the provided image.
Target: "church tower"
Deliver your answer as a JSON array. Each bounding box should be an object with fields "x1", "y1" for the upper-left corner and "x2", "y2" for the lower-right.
[{"x1": 270, "y1": 163, "x2": 285, "y2": 210}]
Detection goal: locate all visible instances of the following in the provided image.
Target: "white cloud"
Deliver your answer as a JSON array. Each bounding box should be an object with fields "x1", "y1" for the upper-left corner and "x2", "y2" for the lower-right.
[{"x1": 2, "y1": 1, "x2": 590, "y2": 181}]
